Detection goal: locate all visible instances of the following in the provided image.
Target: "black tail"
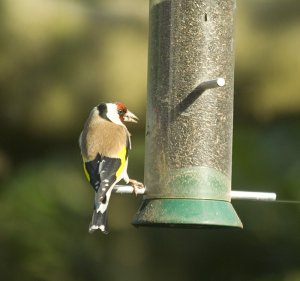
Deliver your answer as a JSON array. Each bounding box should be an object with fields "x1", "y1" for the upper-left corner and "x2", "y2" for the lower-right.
[{"x1": 88, "y1": 210, "x2": 109, "y2": 234}]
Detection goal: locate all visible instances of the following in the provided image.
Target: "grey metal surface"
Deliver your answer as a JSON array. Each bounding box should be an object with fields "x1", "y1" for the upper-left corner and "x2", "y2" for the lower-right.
[{"x1": 144, "y1": 0, "x2": 236, "y2": 199}]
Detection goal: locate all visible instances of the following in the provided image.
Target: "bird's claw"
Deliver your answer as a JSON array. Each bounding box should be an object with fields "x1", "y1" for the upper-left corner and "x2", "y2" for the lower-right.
[{"x1": 128, "y1": 179, "x2": 144, "y2": 196}]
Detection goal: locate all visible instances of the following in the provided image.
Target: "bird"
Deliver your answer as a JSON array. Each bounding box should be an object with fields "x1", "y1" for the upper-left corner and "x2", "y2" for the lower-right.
[{"x1": 79, "y1": 102, "x2": 144, "y2": 234}]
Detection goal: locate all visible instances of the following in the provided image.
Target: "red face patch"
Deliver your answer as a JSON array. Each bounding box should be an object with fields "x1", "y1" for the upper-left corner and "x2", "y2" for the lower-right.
[{"x1": 115, "y1": 102, "x2": 127, "y2": 121}]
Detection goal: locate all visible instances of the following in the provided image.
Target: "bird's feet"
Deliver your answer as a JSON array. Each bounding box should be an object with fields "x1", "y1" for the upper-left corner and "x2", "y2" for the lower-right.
[{"x1": 128, "y1": 179, "x2": 144, "y2": 196}]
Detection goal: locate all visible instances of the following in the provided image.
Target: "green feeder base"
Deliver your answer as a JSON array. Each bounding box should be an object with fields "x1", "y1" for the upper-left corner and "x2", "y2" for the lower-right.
[{"x1": 132, "y1": 199, "x2": 243, "y2": 229}]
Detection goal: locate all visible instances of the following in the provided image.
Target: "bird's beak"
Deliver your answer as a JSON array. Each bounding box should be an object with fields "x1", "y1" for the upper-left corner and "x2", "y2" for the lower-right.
[{"x1": 123, "y1": 110, "x2": 139, "y2": 123}]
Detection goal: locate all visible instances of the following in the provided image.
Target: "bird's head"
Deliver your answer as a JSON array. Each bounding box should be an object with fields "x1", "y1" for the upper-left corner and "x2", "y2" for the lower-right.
[
  {"x1": 97, "y1": 102, "x2": 139, "y2": 125},
  {"x1": 115, "y1": 102, "x2": 139, "y2": 123}
]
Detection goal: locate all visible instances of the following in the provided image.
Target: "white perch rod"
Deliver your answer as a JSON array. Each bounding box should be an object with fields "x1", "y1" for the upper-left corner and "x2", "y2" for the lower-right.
[
  {"x1": 197, "y1": 78, "x2": 225, "y2": 90},
  {"x1": 113, "y1": 185, "x2": 276, "y2": 201},
  {"x1": 113, "y1": 185, "x2": 146, "y2": 195},
  {"x1": 230, "y1": 191, "x2": 277, "y2": 201}
]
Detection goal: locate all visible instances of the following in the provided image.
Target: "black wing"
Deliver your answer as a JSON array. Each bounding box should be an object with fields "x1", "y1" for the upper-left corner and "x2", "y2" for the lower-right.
[{"x1": 84, "y1": 153, "x2": 121, "y2": 198}]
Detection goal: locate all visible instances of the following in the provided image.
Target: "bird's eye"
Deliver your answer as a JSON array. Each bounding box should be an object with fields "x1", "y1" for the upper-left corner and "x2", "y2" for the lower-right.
[{"x1": 118, "y1": 109, "x2": 126, "y2": 116}]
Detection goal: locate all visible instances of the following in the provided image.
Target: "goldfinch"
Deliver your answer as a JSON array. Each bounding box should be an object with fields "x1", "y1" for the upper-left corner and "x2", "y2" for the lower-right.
[{"x1": 79, "y1": 102, "x2": 144, "y2": 234}]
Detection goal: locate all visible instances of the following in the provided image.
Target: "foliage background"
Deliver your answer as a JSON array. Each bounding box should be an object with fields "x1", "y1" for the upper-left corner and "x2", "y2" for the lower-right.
[{"x1": 1, "y1": 0, "x2": 300, "y2": 280}]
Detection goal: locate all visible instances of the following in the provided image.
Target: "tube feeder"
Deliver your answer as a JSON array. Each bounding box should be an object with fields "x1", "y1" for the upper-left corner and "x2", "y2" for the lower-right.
[{"x1": 133, "y1": 0, "x2": 242, "y2": 228}]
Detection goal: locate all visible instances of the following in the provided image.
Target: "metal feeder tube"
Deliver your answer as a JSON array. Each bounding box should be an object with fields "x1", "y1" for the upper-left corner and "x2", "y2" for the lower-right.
[{"x1": 133, "y1": 0, "x2": 242, "y2": 228}]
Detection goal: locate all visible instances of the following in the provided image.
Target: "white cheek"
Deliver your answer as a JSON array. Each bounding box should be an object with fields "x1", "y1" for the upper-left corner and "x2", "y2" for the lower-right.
[
  {"x1": 107, "y1": 112, "x2": 122, "y2": 125},
  {"x1": 106, "y1": 103, "x2": 123, "y2": 125}
]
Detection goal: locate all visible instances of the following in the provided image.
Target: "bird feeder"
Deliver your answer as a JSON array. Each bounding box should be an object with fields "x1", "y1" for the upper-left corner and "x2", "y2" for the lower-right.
[
  {"x1": 113, "y1": 0, "x2": 278, "y2": 229},
  {"x1": 132, "y1": 0, "x2": 243, "y2": 228}
]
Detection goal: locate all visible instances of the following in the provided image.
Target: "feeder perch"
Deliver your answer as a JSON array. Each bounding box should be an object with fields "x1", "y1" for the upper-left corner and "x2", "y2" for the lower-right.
[
  {"x1": 114, "y1": 185, "x2": 277, "y2": 202},
  {"x1": 132, "y1": 0, "x2": 243, "y2": 228}
]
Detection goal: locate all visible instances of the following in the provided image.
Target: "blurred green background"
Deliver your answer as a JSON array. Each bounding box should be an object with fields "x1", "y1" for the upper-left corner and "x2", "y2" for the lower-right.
[{"x1": 1, "y1": 0, "x2": 300, "y2": 280}]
